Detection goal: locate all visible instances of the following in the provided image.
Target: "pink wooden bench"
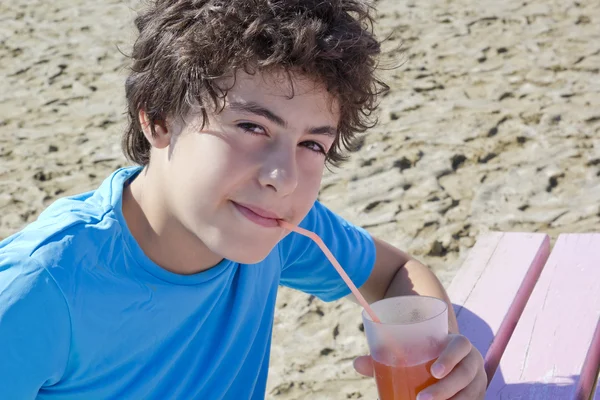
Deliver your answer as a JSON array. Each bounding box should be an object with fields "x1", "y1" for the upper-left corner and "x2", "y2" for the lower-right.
[{"x1": 448, "y1": 233, "x2": 600, "y2": 399}]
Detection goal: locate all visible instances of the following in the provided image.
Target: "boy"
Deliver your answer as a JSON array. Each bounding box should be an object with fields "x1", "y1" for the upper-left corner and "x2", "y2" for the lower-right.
[{"x1": 0, "y1": 0, "x2": 486, "y2": 399}]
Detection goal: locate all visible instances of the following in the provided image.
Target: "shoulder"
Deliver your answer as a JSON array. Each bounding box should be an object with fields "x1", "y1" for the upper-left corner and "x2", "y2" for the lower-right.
[
  {"x1": 0, "y1": 251, "x2": 72, "y2": 389},
  {"x1": 0, "y1": 168, "x2": 137, "y2": 277},
  {"x1": 0, "y1": 250, "x2": 70, "y2": 322},
  {"x1": 278, "y1": 200, "x2": 375, "y2": 267},
  {"x1": 285, "y1": 200, "x2": 373, "y2": 245},
  {"x1": 297, "y1": 200, "x2": 369, "y2": 234},
  {"x1": 2, "y1": 197, "x2": 120, "y2": 262}
]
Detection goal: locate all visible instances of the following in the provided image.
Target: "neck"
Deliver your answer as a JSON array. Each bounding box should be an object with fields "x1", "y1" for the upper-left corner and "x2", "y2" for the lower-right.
[{"x1": 122, "y1": 168, "x2": 223, "y2": 275}]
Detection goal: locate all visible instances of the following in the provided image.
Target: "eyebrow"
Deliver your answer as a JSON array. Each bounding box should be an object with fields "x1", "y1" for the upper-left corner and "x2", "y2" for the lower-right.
[{"x1": 228, "y1": 101, "x2": 337, "y2": 137}]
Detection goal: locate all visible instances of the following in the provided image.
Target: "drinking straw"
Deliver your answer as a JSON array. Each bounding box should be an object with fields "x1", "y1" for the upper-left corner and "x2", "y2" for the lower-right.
[{"x1": 278, "y1": 220, "x2": 381, "y2": 324}]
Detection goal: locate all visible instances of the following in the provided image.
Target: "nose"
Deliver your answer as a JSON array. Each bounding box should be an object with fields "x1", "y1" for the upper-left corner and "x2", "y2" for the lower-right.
[{"x1": 258, "y1": 145, "x2": 298, "y2": 196}]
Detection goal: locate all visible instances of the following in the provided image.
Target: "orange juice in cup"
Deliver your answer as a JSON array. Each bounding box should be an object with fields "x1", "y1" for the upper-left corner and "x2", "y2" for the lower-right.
[
  {"x1": 363, "y1": 296, "x2": 448, "y2": 400},
  {"x1": 372, "y1": 358, "x2": 437, "y2": 400}
]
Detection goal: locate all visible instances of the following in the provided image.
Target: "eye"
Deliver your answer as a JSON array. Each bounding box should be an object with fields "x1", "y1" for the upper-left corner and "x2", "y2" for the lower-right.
[
  {"x1": 237, "y1": 122, "x2": 266, "y2": 136},
  {"x1": 301, "y1": 141, "x2": 327, "y2": 155}
]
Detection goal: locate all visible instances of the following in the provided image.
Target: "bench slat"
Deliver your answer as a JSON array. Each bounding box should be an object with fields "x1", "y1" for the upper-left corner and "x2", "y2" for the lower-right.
[
  {"x1": 487, "y1": 234, "x2": 600, "y2": 400},
  {"x1": 592, "y1": 363, "x2": 600, "y2": 400},
  {"x1": 587, "y1": 329, "x2": 600, "y2": 400},
  {"x1": 448, "y1": 232, "x2": 550, "y2": 382}
]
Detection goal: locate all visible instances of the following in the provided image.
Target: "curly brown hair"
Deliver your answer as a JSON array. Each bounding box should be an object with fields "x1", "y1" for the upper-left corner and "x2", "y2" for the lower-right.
[{"x1": 123, "y1": 0, "x2": 388, "y2": 166}]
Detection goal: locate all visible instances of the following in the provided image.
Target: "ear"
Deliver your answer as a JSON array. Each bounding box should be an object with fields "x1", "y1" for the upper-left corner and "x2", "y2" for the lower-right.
[{"x1": 138, "y1": 109, "x2": 170, "y2": 149}]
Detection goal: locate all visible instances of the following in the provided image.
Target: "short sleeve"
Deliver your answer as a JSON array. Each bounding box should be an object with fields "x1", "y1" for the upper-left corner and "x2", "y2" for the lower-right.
[
  {"x1": 0, "y1": 252, "x2": 71, "y2": 399},
  {"x1": 278, "y1": 201, "x2": 376, "y2": 302}
]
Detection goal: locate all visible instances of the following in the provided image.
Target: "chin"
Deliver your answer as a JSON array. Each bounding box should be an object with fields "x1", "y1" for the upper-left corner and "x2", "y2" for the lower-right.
[
  {"x1": 225, "y1": 250, "x2": 271, "y2": 265},
  {"x1": 222, "y1": 241, "x2": 275, "y2": 264},
  {"x1": 207, "y1": 223, "x2": 284, "y2": 264}
]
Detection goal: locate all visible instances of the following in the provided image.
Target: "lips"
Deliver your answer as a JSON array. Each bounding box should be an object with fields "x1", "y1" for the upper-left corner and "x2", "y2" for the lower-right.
[{"x1": 232, "y1": 201, "x2": 283, "y2": 228}]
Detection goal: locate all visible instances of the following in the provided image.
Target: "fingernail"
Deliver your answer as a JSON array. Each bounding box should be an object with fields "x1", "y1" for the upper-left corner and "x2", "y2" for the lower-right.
[
  {"x1": 417, "y1": 393, "x2": 433, "y2": 400},
  {"x1": 431, "y1": 363, "x2": 445, "y2": 378}
]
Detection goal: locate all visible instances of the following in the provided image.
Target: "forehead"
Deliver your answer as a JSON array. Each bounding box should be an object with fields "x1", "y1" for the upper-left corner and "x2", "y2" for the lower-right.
[{"x1": 217, "y1": 69, "x2": 340, "y2": 125}]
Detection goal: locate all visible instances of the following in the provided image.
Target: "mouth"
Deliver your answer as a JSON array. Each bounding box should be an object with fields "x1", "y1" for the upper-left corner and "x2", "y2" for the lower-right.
[{"x1": 231, "y1": 201, "x2": 283, "y2": 228}]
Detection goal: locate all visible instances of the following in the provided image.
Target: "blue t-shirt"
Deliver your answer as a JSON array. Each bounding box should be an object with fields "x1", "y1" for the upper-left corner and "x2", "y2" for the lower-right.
[{"x1": 0, "y1": 167, "x2": 376, "y2": 399}]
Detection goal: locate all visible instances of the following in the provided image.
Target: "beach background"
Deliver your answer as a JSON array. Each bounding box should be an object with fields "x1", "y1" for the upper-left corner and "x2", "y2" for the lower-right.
[{"x1": 1, "y1": 0, "x2": 599, "y2": 398}]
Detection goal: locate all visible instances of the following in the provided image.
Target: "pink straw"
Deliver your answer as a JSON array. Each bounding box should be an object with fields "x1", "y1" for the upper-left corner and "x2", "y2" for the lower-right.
[{"x1": 278, "y1": 220, "x2": 381, "y2": 324}]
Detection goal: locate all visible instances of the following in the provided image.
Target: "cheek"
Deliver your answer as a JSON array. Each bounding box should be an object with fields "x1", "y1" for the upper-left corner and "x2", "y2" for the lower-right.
[
  {"x1": 163, "y1": 137, "x2": 228, "y2": 212},
  {"x1": 293, "y1": 164, "x2": 325, "y2": 218},
  {"x1": 172, "y1": 133, "x2": 249, "y2": 186},
  {"x1": 298, "y1": 157, "x2": 326, "y2": 191}
]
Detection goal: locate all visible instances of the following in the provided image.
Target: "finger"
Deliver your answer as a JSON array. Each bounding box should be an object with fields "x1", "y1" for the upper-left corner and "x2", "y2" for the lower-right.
[
  {"x1": 431, "y1": 335, "x2": 472, "y2": 379},
  {"x1": 419, "y1": 350, "x2": 480, "y2": 400},
  {"x1": 353, "y1": 355, "x2": 374, "y2": 377},
  {"x1": 448, "y1": 385, "x2": 482, "y2": 400},
  {"x1": 448, "y1": 368, "x2": 487, "y2": 400},
  {"x1": 449, "y1": 383, "x2": 487, "y2": 400}
]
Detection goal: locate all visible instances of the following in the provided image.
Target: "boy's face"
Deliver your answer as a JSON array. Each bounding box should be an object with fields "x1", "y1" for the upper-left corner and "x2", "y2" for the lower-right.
[{"x1": 152, "y1": 70, "x2": 339, "y2": 265}]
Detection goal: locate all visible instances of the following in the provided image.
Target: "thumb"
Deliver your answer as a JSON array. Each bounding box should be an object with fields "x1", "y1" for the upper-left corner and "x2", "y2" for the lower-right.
[{"x1": 353, "y1": 355, "x2": 374, "y2": 377}]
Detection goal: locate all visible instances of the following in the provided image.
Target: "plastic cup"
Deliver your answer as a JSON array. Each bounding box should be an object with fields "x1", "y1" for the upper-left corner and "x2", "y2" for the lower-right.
[{"x1": 362, "y1": 296, "x2": 448, "y2": 400}]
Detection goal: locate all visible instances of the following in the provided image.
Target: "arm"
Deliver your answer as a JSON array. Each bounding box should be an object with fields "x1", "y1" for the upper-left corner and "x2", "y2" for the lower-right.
[
  {"x1": 0, "y1": 254, "x2": 71, "y2": 398},
  {"x1": 346, "y1": 236, "x2": 459, "y2": 333}
]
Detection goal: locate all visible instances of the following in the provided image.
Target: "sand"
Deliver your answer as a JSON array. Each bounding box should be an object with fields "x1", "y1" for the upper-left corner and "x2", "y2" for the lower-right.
[{"x1": 1, "y1": 0, "x2": 599, "y2": 398}]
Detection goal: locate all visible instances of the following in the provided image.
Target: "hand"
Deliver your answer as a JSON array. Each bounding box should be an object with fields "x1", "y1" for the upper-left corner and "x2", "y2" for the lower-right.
[{"x1": 354, "y1": 334, "x2": 487, "y2": 399}]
